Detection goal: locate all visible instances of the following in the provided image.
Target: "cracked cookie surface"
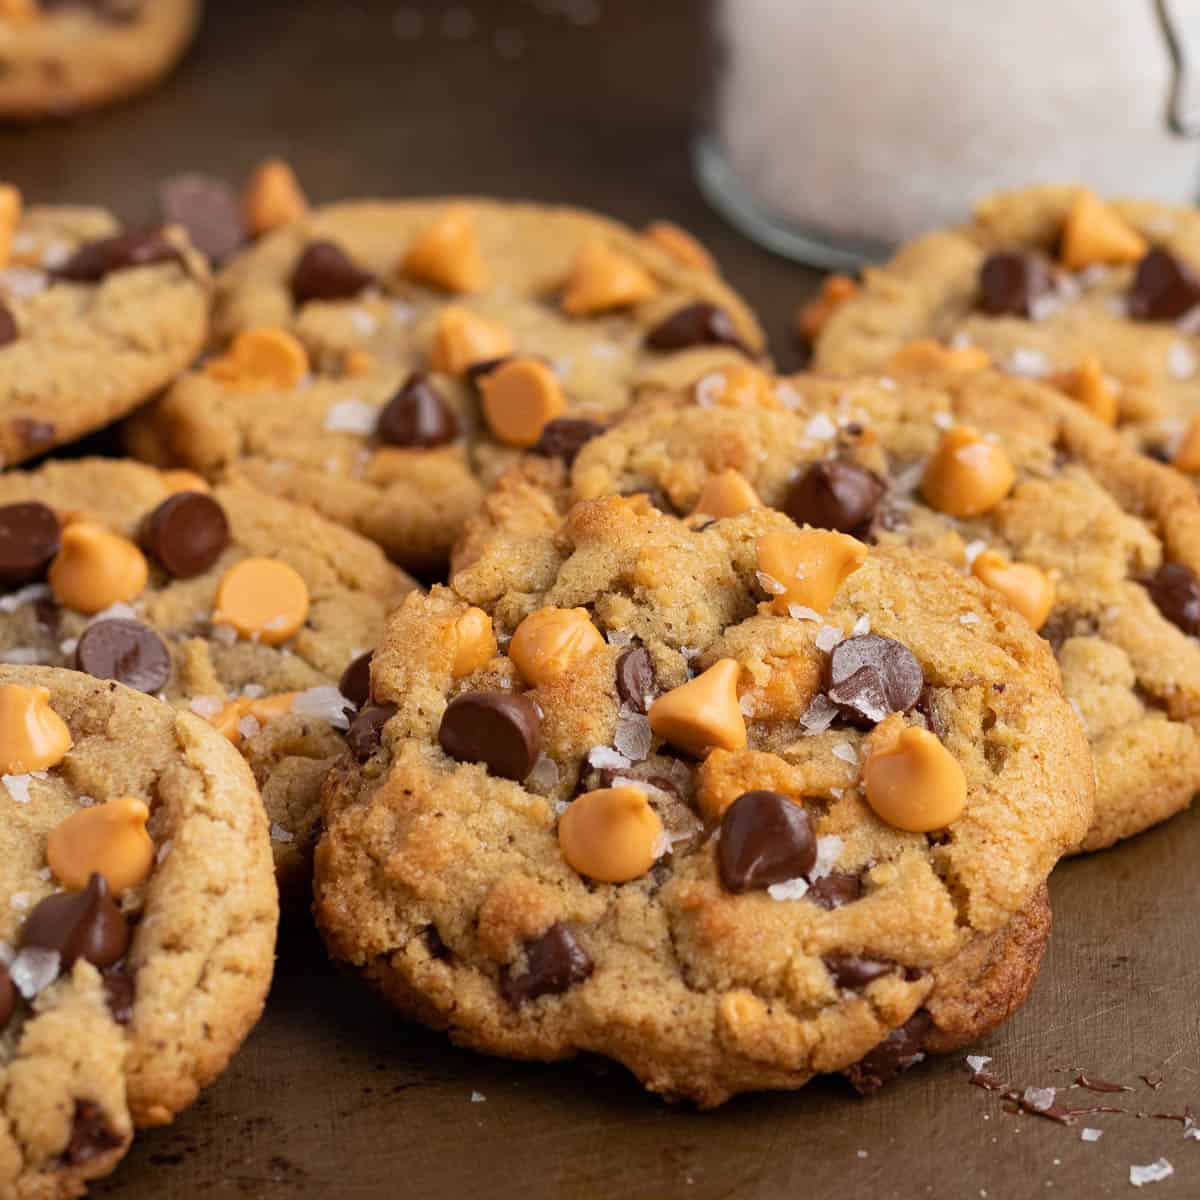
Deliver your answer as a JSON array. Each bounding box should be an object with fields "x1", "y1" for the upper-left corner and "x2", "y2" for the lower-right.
[
  {"x1": 0, "y1": 664, "x2": 277, "y2": 1199},
  {"x1": 559, "y1": 365, "x2": 1200, "y2": 850},
  {"x1": 0, "y1": 204, "x2": 209, "y2": 465},
  {"x1": 314, "y1": 485, "x2": 1090, "y2": 1105},
  {"x1": 0, "y1": 0, "x2": 200, "y2": 120},
  {"x1": 123, "y1": 198, "x2": 764, "y2": 568},
  {"x1": 0, "y1": 458, "x2": 415, "y2": 901}
]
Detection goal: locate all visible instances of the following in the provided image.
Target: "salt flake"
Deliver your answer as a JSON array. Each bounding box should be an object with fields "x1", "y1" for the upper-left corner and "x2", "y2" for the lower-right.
[
  {"x1": 324, "y1": 399, "x2": 378, "y2": 435},
  {"x1": 815, "y1": 625, "x2": 843, "y2": 653},
  {"x1": 10, "y1": 947, "x2": 59, "y2": 998},
  {"x1": 767, "y1": 877, "x2": 809, "y2": 901},
  {"x1": 1021, "y1": 1086, "x2": 1056, "y2": 1112},
  {"x1": 965, "y1": 1055, "x2": 992, "y2": 1074},
  {"x1": 810, "y1": 835, "x2": 844, "y2": 879},
  {"x1": 0, "y1": 583, "x2": 50, "y2": 613},
  {"x1": 470, "y1": 1091, "x2": 486, "y2": 1103},
  {"x1": 1080, "y1": 1128, "x2": 1102, "y2": 1142},
  {"x1": 831, "y1": 742, "x2": 857, "y2": 765},
  {"x1": 787, "y1": 605, "x2": 822, "y2": 623},
  {"x1": 270, "y1": 822, "x2": 296, "y2": 844},
  {"x1": 1130, "y1": 1159, "x2": 1173, "y2": 1187},
  {"x1": 189, "y1": 695, "x2": 224, "y2": 718},
  {"x1": 804, "y1": 413, "x2": 837, "y2": 441},
  {"x1": 1168, "y1": 341, "x2": 1197, "y2": 380},
  {"x1": 293, "y1": 686, "x2": 353, "y2": 731}
]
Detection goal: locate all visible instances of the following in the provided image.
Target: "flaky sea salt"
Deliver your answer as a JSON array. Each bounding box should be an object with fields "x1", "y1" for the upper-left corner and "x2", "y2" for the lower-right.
[
  {"x1": 1021, "y1": 1087, "x2": 1056, "y2": 1112},
  {"x1": 241, "y1": 683, "x2": 265, "y2": 699},
  {"x1": 800, "y1": 694, "x2": 838, "y2": 734},
  {"x1": 694, "y1": 373, "x2": 726, "y2": 407},
  {"x1": 189, "y1": 695, "x2": 224, "y2": 718},
  {"x1": 9, "y1": 892, "x2": 36, "y2": 911},
  {"x1": 831, "y1": 742, "x2": 857, "y2": 765},
  {"x1": 932, "y1": 411, "x2": 953, "y2": 430},
  {"x1": 965, "y1": 1055, "x2": 992, "y2": 1073},
  {"x1": 739, "y1": 693, "x2": 757, "y2": 717},
  {"x1": 775, "y1": 382, "x2": 802, "y2": 410},
  {"x1": 324, "y1": 400, "x2": 378, "y2": 435},
  {"x1": 788, "y1": 605, "x2": 822, "y2": 623},
  {"x1": 0, "y1": 583, "x2": 50, "y2": 613},
  {"x1": 605, "y1": 629, "x2": 634, "y2": 646},
  {"x1": 0, "y1": 648, "x2": 46, "y2": 664},
  {"x1": 349, "y1": 309, "x2": 378, "y2": 337},
  {"x1": 210, "y1": 622, "x2": 238, "y2": 645},
  {"x1": 959, "y1": 613, "x2": 981, "y2": 626},
  {"x1": 767, "y1": 877, "x2": 810, "y2": 901},
  {"x1": 270, "y1": 823, "x2": 295, "y2": 844},
  {"x1": 87, "y1": 601, "x2": 137, "y2": 625},
  {"x1": 237, "y1": 715, "x2": 261, "y2": 739},
  {"x1": 613, "y1": 709, "x2": 652, "y2": 761},
  {"x1": 3, "y1": 772, "x2": 45, "y2": 804},
  {"x1": 963, "y1": 540, "x2": 988, "y2": 565},
  {"x1": 293, "y1": 686, "x2": 353, "y2": 731},
  {"x1": 586, "y1": 746, "x2": 631, "y2": 771},
  {"x1": 1080, "y1": 1128, "x2": 1102, "y2": 1142},
  {"x1": 804, "y1": 412, "x2": 838, "y2": 441},
  {"x1": 1168, "y1": 341, "x2": 1197, "y2": 380},
  {"x1": 59, "y1": 638, "x2": 78, "y2": 656},
  {"x1": 851, "y1": 614, "x2": 870, "y2": 637},
  {"x1": 470, "y1": 1091, "x2": 486, "y2": 1103},
  {"x1": 10, "y1": 947, "x2": 59, "y2": 998},
  {"x1": 526, "y1": 753, "x2": 560, "y2": 791},
  {"x1": 815, "y1": 625, "x2": 843, "y2": 653},
  {"x1": 1007, "y1": 348, "x2": 1049, "y2": 378},
  {"x1": 1130, "y1": 1159, "x2": 1173, "y2": 1187},
  {"x1": 156, "y1": 839, "x2": 172, "y2": 864},
  {"x1": 810, "y1": 835, "x2": 844, "y2": 879},
  {"x1": 0, "y1": 267, "x2": 48, "y2": 299},
  {"x1": 756, "y1": 570, "x2": 786, "y2": 596}
]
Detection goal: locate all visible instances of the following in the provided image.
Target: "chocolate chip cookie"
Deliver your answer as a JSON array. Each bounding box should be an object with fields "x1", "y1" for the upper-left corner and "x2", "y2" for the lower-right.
[
  {"x1": 314, "y1": 484, "x2": 1091, "y2": 1105},
  {"x1": 0, "y1": 197, "x2": 209, "y2": 466},
  {"x1": 123, "y1": 198, "x2": 764, "y2": 568},
  {"x1": 557, "y1": 364, "x2": 1200, "y2": 851},
  {"x1": 0, "y1": 0, "x2": 200, "y2": 120},
  {"x1": 0, "y1": 663, "x2": 276, "y2": 1197},
  {"x1": 0, "y1": 457, "x2": 415, "y2": 901},
  {"x1": 813, "y1": 183, "x2": 1200, "y2": 475}
]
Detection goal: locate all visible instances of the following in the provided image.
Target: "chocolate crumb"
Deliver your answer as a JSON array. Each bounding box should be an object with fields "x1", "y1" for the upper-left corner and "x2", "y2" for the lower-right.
[
  {"x1": 1141, "y1": 1073, "x2": 1165, "y2": 1091},
  {"x1": 1075, "y1": 1072, "x2": 1133, "y2": 1094}
]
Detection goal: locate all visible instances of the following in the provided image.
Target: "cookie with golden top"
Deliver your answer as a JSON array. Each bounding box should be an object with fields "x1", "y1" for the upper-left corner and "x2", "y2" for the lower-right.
[
  {"x1": 314, "y1": 481, "x2": 1091, "y2": 1106},
  {"x1": 123, "y1": 198, "x2": 764, "y2": 568},
  {"x1": 551, "y1": 362, "x2": 1200, "y2": 851},
  {"x1": 0, "y1": 195, "x2": 209, "y2": 465},
  {"x1": 0, "y1": 458, "x2": 415, "y2": 901},
  {"x1": 812, "y1": 184, "x2": 1200, "y2": 471},
  {"x1": 0, "y1": 0, "x2": 200, "y2": 120},
  {"x1": 0, "y1": 664, "x2": 276, "y2": 1198}
]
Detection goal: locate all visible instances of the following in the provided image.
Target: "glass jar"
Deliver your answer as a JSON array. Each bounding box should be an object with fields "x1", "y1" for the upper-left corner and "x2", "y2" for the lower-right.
[{"x1": 696, "y1": 0, "x2": 1200, "y2": 269}]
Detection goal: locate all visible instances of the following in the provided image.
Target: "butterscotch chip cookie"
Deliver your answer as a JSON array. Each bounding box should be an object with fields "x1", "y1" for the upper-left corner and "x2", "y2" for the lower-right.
[
  {"x1": 0, "y1": 458, "x2": 415, "y2": 901},
  {"x1": 314, "y1": 485, "x2": 1091, "y2": 1106},
  {"x1": 813, "y1": 184, "x2": 1200, "y2": 470},
  {"x1": 559, "y1": 366, "x2": 1200, "y2": 851},
  {"x1": 0, "y1": 663, "x2": 277, "y2": 1197},
  {"x1": 0, "y1": 200, "x2": 209, "y2": 465},
  {"x1": 123, "y1": 198, "x2": 765, "y2": 568},
  {"x1": 0, "y1": 0, "x2": 200, "y2": 120}
]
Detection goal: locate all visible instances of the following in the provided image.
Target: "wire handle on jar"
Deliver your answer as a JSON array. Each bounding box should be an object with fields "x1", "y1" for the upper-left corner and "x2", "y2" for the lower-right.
[{"x1": 1156, "y1": 0, "x2": 1200, "y2": 136}]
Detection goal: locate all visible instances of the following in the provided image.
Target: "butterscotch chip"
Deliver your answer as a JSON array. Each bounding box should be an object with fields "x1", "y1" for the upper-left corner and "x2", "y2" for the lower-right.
[
  {"x1": 401, "y1": 204, "x2": 488, "y2": 293},
  {"x1": 480, "y1": 358, "x2": 567, "y2": 448},
  {"x1": 205, "y1": 327, "x2": 309, "y2": 390},
  {"x1": 558, "y1": 786, "x2": 664, "y2": 883},
  {"x1": 756, "y1": 529, "x2": 867, "y2": 614},
  {"x1": 647, "y1": 658, "x2": 746, "y2": 756},
  {"x1": 341, "y1": 348, "x2": 377, "y2": 378},
  {"x1": 920, "y1": 426, "x2": 1015, "y2": 518},
  {"x1": 213, "y1": 557, "x2": 309, "y2": 645},
  {"x1": 451, "y1": 606, "x2": 498, "y2": 677},
  {"x1": 0, "y1": 184, "x2": 21, "y2": 270},
  {"x1": 643, "y1": 221, "x2": 715, "y2": 273},
  {"x1": 210, "y1": 692, "x2": 299, "y2": 747},
  {"x1": 429, "y1": 306, "x2": 514, "y2": 376},
  {"x1": 692, "y1": 469, "x2": 761, "y2": 519},
  {"x1": 561, "y1": 241, "x2": 658, "y2": 315},
  {"x1": 863, "y1": 723, "x2": 967, "y2": 833},
  {"x1": 509, "y1": 606, "x2": 604, "y2": 685},
  {"x1": 0, "y1": 0, "x2": 38, "y2": 24},
  {"x1": 158, "y1": 468, "x2": 210, "y2": 495},
  {"x1": 795, "y1": 274, "x2": 858, "y2": 342},
  {"x1": 1060, "y1": 190, "x2": 1147, "y2": 270},
  {"x1": 888, "y1": 340, "x2": 990, "y2": 375},
  {"x1": 1051, "y1": 356, "x2": 1118, "y2": 426},
  {"x1": 0, "y1": 682, "x2": 71, "y2": 773},
  {"x1": 1173, "y1": 414, "x2": 1200, "y2": 473},
  {"x1": 695, "y1": 362, "x2": 777, "y2": 409},
  {"x1": 242, "y1": 159, "x2": 309, "y2": 237},
  {"x1": 48, "y1": 522, "x2": 148, "y2": 615},
  {"x1": 971, "y1": 551, "x2": 1055, "y2": 630},
  {"x1": 47, "y1": 796, "x2": 155, "y2": 895}
]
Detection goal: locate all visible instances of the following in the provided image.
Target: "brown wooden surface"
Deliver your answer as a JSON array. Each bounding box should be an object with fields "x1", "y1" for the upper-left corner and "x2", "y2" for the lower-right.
[{"x1": 2, "y1": 3, "x2": 1198, "y2": 1197}]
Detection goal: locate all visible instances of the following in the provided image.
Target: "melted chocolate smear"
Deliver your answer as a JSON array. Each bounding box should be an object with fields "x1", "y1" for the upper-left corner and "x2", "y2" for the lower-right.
[{"x1": 1075, "y1": 1072, "x2": 1133, "y2": 1094}]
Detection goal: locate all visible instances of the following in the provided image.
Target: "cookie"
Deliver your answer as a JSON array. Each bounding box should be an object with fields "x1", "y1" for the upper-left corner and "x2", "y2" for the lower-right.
[
  {"x1": 0, "y1": 458, "x2": 415, "y2": 900},
  {"x1": 0, "y1": 0, "x2": 200, "y2": 120},
  {"x1": 0, "y1": 663, "x2": 277, "y2": 1197},
  {"x1": 812, "y1": 183, "x2": 1200, "y2": 472},
  {"x1": 123, "y1": 198, "x2": 765, "y2": 568},
  {"x1": 558, "y1": 364, "x2": 1200, "y2": 851},
  {"x1": 0, "y1": 196, "x2": 209, "y2": 466},
  {"x1": 314, "y1": 486, "x2": 1091, "y2": 1106}
]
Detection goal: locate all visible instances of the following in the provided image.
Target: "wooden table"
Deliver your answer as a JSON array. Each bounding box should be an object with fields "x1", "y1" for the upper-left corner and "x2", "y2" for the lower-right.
[{"x1": 2, "y1": 3, "x2": 1197, "y2": 1196}]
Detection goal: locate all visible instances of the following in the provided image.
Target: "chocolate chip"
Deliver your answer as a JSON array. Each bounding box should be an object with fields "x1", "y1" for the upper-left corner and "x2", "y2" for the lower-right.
[
  {"x1": 376, "y1": 374, "x2": 458, "y2": 447},
  {"x1": 978, "y1": 251, "x2": 1055, "y2": 317},
  {"x1": 64, "y1": 1100, "x2": 126, "y2": 1166},
  {"x1": 339, "y1": 650, "x2": 373, "y2": 709},
  {"x1": 824, "y1": 954, "x2": 895, "y2": 989},
  {"x1": 158, "y1": 173, "x2": 245, "y2": 264},
  {"x1": 1128, "y1": 248, "x2": 1200, "y2": 321},
  {"x1": 139, "y1": 491, "x2": 230, "y2": 578},
  {"x1": 717, "y1": 791, "x2": 817, "y2": 894},
  {"x1": 74, "y1": 619, "x2": 171, "y2": 694},
  {"x1": 102, "y1": 968, "x2": 134, "y2": 1025},
  {"x1": 912, "y1": 685, "x2": 946, "y2": 741},
  {"x1": 290, "y1": 240, "x2": 374, "y2": 304},
  {"x1": 844, "y1": 1010, "x2": 934, "y2": 1095},
  {"x1": 500, "y1": 923, "x2": 593, "y2": 1007},
  {"x1": 807, "y1": 872, "x2": 862, "y2": 910},
  {"x1": 0, "y1": 300, "x2": 17, "y2": 348},
  {"x1": 0, "y1": 501, "x2": 60, "y2": 588},
  {"x1": 783, "y1": 460, "x2": 884, "y2": 536},
  {"x1": 826, "y1": 635, "x2": 924, "y2": 726},
  {"x1": 346, "y1": 703, "x2": 396, "y2": 762},
  {"x1": 0, "y1": 964, "x2": 14, "y2": 1030},
  {"x1": 1147, "y1": 562, "x2": 1200, "y2": 636},
  {"x1": 645, "y1": 302, "x2": 748, "y2": 353},
  {"x1": 615, "y1": 646, "x2": 656, "y2": 714},
  {"x1": 532, "y1": 418, "x2": 606, "y2": 465},
  {"x1": 19, "y1": 873, "x2": 129, "y2": 971},
  {"x1": 438, "y1": 691, "x2": 542, "y2": 781},
  {"x1": 55, "y1": 228, "x2": 180, "y2": 282}
]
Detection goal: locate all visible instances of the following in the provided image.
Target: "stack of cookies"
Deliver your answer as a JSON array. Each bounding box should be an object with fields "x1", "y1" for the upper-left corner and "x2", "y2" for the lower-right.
[{"x1": 1, "y1": 171, "x2": 1197, "y2": 1191}]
